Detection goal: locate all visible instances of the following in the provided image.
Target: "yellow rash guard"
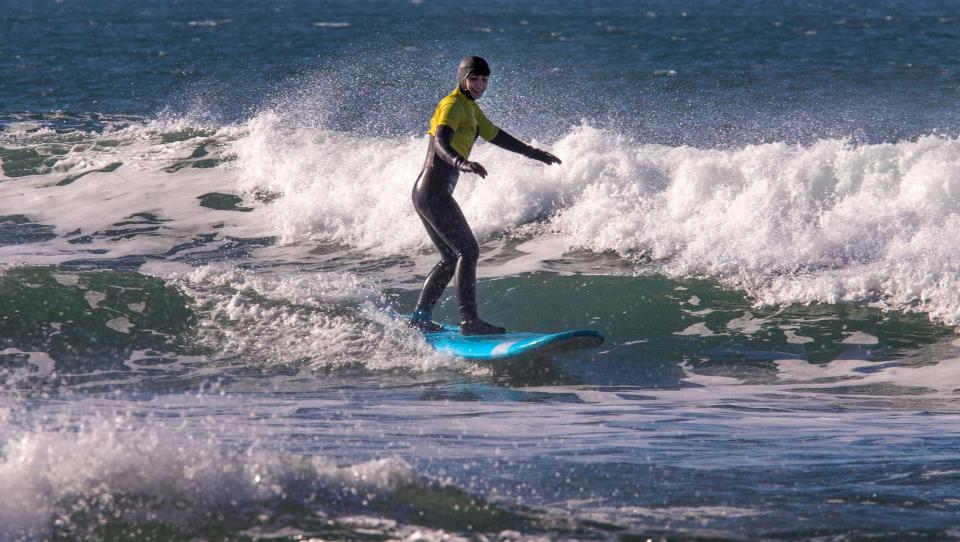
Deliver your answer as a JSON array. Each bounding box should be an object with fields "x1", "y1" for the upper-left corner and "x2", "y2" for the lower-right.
[{"x1": 427, "y1": 87, "x2": 500, "y2": 159}]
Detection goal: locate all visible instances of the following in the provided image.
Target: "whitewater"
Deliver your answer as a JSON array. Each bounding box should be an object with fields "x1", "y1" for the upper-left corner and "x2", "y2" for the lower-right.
[{"x1": 5, "y1": 113, "x2": 960, "y2": 325}]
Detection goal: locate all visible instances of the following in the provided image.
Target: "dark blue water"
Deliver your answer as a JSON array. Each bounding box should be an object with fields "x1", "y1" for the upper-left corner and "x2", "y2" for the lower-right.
[{"x1": 5, "y1": 0, "x2": 960, "y2": 142}]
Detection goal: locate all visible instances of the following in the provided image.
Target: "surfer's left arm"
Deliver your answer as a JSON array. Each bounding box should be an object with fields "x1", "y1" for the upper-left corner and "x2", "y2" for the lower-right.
[
  {"x1": 476, "y1": 107, "x2": 560, "y2": 165},
  {"x1": 489, "y1": 129, "x2": 562, "y2": 165}
]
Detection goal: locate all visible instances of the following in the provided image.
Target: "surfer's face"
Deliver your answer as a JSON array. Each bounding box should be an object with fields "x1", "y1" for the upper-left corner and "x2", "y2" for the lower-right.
[{"x1": 464, "y1": 73, "x2": 488, "y2": 99}]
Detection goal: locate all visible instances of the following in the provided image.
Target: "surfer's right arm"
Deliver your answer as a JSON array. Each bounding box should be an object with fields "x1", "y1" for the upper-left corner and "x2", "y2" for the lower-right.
[{"x1": 435, "y1": 125, "x2": 488, "y2": 178}]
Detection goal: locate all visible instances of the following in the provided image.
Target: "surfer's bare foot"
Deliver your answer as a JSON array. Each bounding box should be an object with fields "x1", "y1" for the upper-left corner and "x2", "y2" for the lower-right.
[{"x1": 460, "y1": 319, "x2": 506, "y2": 335}]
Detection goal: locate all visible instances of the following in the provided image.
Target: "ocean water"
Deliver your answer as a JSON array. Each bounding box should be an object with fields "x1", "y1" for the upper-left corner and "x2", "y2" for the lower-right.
[{"x1": 3, "y1": 0, "x2": 960, "y2": 540}]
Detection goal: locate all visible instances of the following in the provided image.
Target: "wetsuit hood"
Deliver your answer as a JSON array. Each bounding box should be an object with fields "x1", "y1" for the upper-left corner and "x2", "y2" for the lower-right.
[{"x1": 457, "y1": 56, "x2": 490, "y2": 100}]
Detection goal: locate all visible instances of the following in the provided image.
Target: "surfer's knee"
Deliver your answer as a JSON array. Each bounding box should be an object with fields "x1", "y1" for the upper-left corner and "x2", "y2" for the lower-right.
[
  {"x1": 458, "y1": 239, "x2": 479, "y2": 263},
  {"x1": 438, "y1": 256, "x2": 457, "y2": 272}
]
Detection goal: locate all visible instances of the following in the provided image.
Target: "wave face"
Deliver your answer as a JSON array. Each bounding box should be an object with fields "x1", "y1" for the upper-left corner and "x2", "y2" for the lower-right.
[
  {"x1": 0, "y1": 417, "x2": 414, "y2": 541},
  {"x1": 7, "y1": 114, "x2": 960, "y2": 326},
  {"x1": 233, "y1": 117, "x2": 960, "y2": 325}
]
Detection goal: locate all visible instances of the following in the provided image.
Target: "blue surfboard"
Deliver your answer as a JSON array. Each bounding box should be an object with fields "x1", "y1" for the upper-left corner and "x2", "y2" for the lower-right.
[{"x1": 418, "y1": 322, "x2": 604, "y2": 360}]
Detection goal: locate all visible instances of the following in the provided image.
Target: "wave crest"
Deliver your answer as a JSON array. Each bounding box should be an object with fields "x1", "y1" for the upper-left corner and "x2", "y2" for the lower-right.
[{"x1": 233, "y1": 117, "x2": 960, "y2": 324}]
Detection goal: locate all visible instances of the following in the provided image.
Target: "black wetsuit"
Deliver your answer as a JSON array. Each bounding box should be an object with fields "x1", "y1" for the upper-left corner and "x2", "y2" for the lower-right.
[
  {"x1": 412, "y1": 56, "x2": 560, "y2": 334},
  {"x1": 411, "y1": 126, "x2": 478, "y2": 323},
  {"x1": 412, "y1": 124, "x2": 540, "y2": 325}
]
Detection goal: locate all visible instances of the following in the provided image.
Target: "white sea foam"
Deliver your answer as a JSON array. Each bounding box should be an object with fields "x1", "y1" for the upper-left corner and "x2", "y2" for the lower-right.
[
  {"x1": 172, "y1": 265, "x2": 456, "y2": 372},
  {"x1": 550, "y1": 128, "x2": 960, "y2": 326},
  {"x1": 228, "y1": 116, "x2": 960, "y2": 327},
  {"x1": 577, "y1": 505, "x2": 762, "y2": 525},
  {"x1": 187, "y1": 19, "x2": 230, "y2": 27},
  {"x1": 230, "y1": 112, "x2": 431, "y2": 251},
  {"x1": 525, "y1": 355, "x2": 960, "y2": 419},
  {"x1": 229, "y1": 110, "x2": 579, "y2": 252},
  {"x1": 774, "y1": 357, "x2": 960, "y2": 392},
  {"x1": 7, "y1": 114, "x2": 960, "y2": 328},
  {"x1": 210, "y1": 120, "x2": 960, "y2": 334},
  {"x1": 674, "y1": 322, "x2": 714, "y2": 336},
  {"x1": 0, "y1": 348, "x2": 57, "y2": 379},
  {"x1": 725, "y1": 311, "x2": 766, "y2": 334},
  {"x1": 784, "y1": 329, "x2": 815, "y2": 344},
  {"x1": 0, "y1": 416, "x2": 413, "y2": 541},
  {"x1": 0, "y1": 119, "x2": 271, "y2": 265}
]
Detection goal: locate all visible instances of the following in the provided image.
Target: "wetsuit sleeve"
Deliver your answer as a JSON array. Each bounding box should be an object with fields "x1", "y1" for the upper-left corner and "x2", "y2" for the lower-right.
[
  {"x1": 433, "y1": 125, "x2": 466, "y2": 167},
  {"x1": 475, "y1": 108, "x2": 500, "y2": 141},
  {"x1": 490, "y1": 129, "x2": 534, "y2": 156}
]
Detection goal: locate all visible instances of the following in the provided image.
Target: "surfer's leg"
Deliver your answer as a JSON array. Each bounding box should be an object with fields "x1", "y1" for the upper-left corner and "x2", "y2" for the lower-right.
[
  {"x1": 410, "y1": 169, "x2": 456, "y2": 332},
  {"x1": 416, "y1": 191, "x2": 504, "y2": 335},
  {"x1": 412, "y1": 164, "x2": 504, "y2": 335},
  {"x1": 414, "y1": 212, "x2": 457, "y2": 315}
]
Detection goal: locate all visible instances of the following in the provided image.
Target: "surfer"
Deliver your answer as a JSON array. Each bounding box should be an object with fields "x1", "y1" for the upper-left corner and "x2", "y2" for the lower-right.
[{"x1": 411, "y1": 56, "x2": 562, "y2": 335}]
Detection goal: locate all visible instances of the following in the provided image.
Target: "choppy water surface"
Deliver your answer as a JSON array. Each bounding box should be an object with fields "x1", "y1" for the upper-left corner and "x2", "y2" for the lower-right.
[{"x1": 4, "y1": 1, "x2": 960, "y2": 540}]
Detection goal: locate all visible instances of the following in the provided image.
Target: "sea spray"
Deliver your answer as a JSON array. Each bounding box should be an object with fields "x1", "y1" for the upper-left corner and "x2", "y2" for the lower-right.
[
  {"x1": 172, "y1": 265, "x2": 456, "y2": 372},
  {"x1": 0, "y1": 413, "x2": 414, "y2": 541},
  {"x1": 230, "y1": 116, "x2": 960, "y2": 325}
]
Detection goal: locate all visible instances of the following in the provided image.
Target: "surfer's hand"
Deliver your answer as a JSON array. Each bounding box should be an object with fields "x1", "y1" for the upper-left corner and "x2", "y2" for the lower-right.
[
  {"x1": 458, "y1": 160, "x2": 488, "y2": 178},
  {"x1": 527, "y1": 148, "x2": 562, "y2": 165}
]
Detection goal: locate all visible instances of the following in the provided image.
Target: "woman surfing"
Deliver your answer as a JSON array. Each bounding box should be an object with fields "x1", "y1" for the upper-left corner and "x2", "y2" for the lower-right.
[{"x1": 410, "y1": 56, "x2": 562, "y2": 335}]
